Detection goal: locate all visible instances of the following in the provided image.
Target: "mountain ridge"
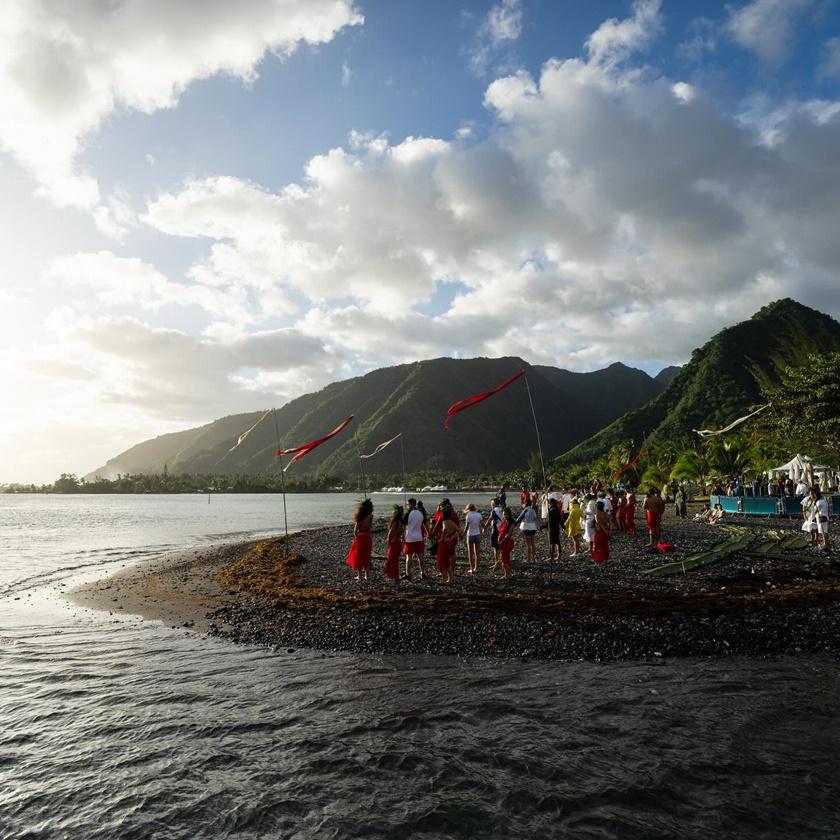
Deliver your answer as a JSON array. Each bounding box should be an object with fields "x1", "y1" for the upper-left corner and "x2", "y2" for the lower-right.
[
  {"x1": 557, "y1": 298, "x2": 840, "y2": 464},
  {"x1": 87, "y1": 356, "x2": 666, "y2": 479}
]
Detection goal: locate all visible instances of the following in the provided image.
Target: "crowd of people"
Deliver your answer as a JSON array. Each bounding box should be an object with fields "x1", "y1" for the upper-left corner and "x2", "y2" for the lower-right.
[{"x1": 344, "y1": 483, "x2": 669, "y2": 584}]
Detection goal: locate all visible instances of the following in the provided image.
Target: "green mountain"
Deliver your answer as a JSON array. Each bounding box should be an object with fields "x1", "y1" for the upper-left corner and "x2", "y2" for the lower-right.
[
  {"x1": 558, "y1": 299, "x2": 840, "y2": 464},
  {"x1": 87, "y1": 357, "x2": 665, "y2": 479},
  {"x1": 654, "y1": 366, "x2": 681, "y2": 387}
]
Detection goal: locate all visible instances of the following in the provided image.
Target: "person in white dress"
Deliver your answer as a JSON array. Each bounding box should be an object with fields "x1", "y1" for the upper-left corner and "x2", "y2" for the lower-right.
[
  {"x1": 584, "y1": 494, "x2": 597, "y2": 551},
  {"x1": 810, "y1": 487, "x2": 830, "y2": 551}
]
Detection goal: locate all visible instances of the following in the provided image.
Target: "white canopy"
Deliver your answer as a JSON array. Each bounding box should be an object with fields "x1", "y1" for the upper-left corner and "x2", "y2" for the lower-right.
[{"x1": 770, "y1": 453, "x2": 837, "y2": 486}]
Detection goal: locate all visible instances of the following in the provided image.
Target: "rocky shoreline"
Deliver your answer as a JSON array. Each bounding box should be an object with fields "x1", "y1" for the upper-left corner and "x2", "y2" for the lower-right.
[{"x1": 72, "y1": 514, "x2": 840, "y2": 661}]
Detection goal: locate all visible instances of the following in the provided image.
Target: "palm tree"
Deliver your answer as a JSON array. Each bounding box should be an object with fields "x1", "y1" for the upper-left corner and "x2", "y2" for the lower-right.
[{"x1": 705, "y1": 438, "x2": 753, "y2": 477}]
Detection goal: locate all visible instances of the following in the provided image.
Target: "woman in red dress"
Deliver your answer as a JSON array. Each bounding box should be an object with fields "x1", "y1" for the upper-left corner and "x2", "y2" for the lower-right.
[
  {"x1": 435, "y1": 507, "x2": 459, "y2": 584},
  {"x1": 497, "y1": 507, "x2": 516, "y2": 578},
  {"x1": 384, "y1": 505, "x2": 404, "y2": 583},
  {"x1": 346, "y1": 498, "x2": 373, "y2": 581},
  {"x1": 592, "y1": 501, "x2": 611, "y2": 565}
]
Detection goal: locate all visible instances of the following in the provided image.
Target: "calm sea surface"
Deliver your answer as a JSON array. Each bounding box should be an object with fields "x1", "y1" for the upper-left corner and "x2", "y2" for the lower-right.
[{"x1": 1, "y1": 494, "x2": 839, "y2": 839}]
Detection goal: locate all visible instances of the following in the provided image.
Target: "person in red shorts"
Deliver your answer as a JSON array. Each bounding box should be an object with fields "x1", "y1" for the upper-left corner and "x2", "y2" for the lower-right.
[
  {"x1": 384, "y1": 505, "x2": 404, "y2": 584},
  {"x1": 643, "y1": 487, "x2": 665, "y2": 547},
  {"x1": 497, "y1": 507, "x2": 516, "y2": 578},
  {"x1": 345, "y1": 498, "x2": 373, "y2": 581},
  {"x1": 625, "y1": 489, "x2": 637, "y2": 535},
  {"x1": 402, "y1": 498, "x2": 426, "y2": 580}
]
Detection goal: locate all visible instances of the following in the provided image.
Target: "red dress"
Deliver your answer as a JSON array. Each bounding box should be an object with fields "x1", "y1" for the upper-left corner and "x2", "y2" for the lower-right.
[
  {"x1": 346, "y1": 518, "x2": 372, "y2": 571},
  {"x1": 592, "y1": 527, "x2": 609, "y2": 564},
  {"x1": 385, "y1": 528, "x2": 402, "y2": 581},
  {"x1": 646, "y1": 509, "x2": 661, "y2": 531},
  {"x1": 498, "y1": 521, "x2": 515, "y2": 569},
  {"x1": 436, "y1": 535, "x2": 458, "y2": 573}
]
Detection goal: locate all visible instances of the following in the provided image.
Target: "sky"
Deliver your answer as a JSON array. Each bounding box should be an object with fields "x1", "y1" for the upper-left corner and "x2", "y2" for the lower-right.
[{"x1": 1, "y1": 0, "x2": 840, "y2": 483}]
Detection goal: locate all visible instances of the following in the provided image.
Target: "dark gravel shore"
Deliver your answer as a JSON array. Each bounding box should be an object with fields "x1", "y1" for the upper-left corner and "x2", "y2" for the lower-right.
[{"x1": 205, "y1": 514, "x2": 840, "y2": 661}]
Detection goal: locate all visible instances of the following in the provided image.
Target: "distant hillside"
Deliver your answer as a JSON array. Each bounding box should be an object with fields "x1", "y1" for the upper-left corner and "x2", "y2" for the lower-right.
[
  {"x1": 558, "y1": 299, "x2": 840, "y2": 464},
  {"x1": 654, "y1": 366, "x2": 681, "y2": 387},
  {"x1": 88, "y1": 357, "x2": 666, "y2": 479}
]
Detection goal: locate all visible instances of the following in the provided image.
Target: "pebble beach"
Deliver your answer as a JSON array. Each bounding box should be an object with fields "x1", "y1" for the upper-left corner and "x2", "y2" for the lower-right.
[{"x1": 71, "y1": 512, "x2": 840, "y2": 662}]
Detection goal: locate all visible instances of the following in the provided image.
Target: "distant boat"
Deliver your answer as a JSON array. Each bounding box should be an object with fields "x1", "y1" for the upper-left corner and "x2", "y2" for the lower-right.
[
  {"x1": 373, "y1": 486, "x2": 405, "y2": 493},
  {"x1": 417, "y1": 485, "x2": 448, "y2": 493}
]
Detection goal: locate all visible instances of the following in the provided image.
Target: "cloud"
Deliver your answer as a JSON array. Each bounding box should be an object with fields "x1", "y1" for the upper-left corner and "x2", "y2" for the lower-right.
[
  {"x1": 133, "y1": 0, "x2": 840, "y2": 381},
  {"x1": 341, "y1": 60, "x2": 352, "y2": 86},
  {"x1": 470, "y1": 0, "x2": 524, "y2": 76},
  {"x1": 0, "y1": 0, "x2": 362, "y2": 233},
  {"x1": 725, "y1": 0, "x2": 810, "y2": 65},
  {"x1": 585, "y1": 0, "x2": 662, "y2": 68},
  {"x1": 63, "y1": 315, "x2": 338, "y2": 419}
]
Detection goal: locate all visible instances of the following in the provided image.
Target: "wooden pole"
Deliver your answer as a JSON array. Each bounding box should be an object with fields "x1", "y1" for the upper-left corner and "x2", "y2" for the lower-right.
[
  {"x1": 399, "y1": 433, "x2": 408, "y2": 507},
  {"x1": 524, "y1": 375, "x2": 550, "y2": 565},
  {"x1": 273, "y1": 408, "x2": 289, "y2": 555}
]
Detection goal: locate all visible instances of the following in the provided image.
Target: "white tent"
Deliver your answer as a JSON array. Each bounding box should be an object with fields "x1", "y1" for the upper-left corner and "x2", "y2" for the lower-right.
[{"x1": 770, "y1": 454, "x2": 838, "y2": 487}]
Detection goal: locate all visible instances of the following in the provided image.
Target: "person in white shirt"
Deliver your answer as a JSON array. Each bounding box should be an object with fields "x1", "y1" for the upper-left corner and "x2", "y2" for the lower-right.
[
  {"x1": 462, "y1": 503, "x2": 484, "y2": 574},
  {"x1": 403, "y1": 498, "x2": 426, "y2": 580},
  {"x1": 795, "y1": 479, "x2": 808, "y2": 496},
  {"x1": 584, "y1": 494, "x2": 597, "y2": 551},
  {"x1": 810, "y1": 487, "x2": 830, "y2": 551}
]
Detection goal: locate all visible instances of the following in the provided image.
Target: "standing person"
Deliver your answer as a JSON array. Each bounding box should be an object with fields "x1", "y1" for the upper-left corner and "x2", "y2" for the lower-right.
[
  {"x1": 583, "y1": 494, "x2": 597, "y2": 553},
  {"x1": 625, "y1": 489, "x2": 637, "y2": 535},
  {"x1": 607, "y1": 489, "x2": 619, "y2": 531},
  {"x1": 435, "y1": 507, "x2": 459, "y2": 584},
  {"x1": 484, "y1": 497, "x2": 504, "y2": 572},
  {"x1": 811, "y1": 487, "x2": 830, "y2": 551},
  {"x1": 497, "y1": 484, "x2": 507, "y2": 508},
  {"x1": 520, "y1": 484, "x2": 531, "y2": 508},
  {"x1": 592, "y1": 500, "x2": 611, "y2": 565},
  {"x1": 403, "y1": 498, "x2": 426, "y2": 580},
  {"x1": 644, "y1": 487, "x2": 664, "y2": 548},
  {"x1": 515, "y1": 498, "x2": 539, "y2": 564},
  {"x1": 674, "y1": 485, "x2": 687, "y2": 519},
  {"x1": 384, "y1": 505, "x2": 405, "y2": 583},
  {"x1": 566, "y1": 497, "x2": 583, "y2": 556},
  {"x1": 346, "y1": 498, "x2": 373, "y2": 581},
  {"x1": 616, "y1": 492, "x2": 627, "y2": 532},
  {"x1": 547, "y1": 497, "x2": 562, "y2": 561},
  {"x1": 462, "y1": 503, "x2": 483, "y2": 574},
  {"x1": 497, "y1": 507, "x2": 516, "y2": 578}
]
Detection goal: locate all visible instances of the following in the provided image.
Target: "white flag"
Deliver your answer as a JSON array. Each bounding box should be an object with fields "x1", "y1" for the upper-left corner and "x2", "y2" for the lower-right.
[
  {"x1": 359, "y1": 433, "x2": 402, "y2": 459},
  {"x1": 229, "y1": 410, "x2": 271, "y2": 451},
  {"x1": 694, "y1": 404, "x2": 770, "y2": 437}
]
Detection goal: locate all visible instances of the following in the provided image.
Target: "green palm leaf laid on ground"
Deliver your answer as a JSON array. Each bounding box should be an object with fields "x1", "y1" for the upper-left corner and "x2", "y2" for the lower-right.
[{"x1": 644, "y1": 528, "x2": 815, "y2": 576}]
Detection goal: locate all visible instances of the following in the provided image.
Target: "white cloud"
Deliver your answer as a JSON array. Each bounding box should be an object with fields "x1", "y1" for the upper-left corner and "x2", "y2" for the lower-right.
[
  {"x1": 725, "y1": 0, "x2": 810, "y2": 65},
  {"x1": 585, "y1": 0, "x2": 662, "y2": 68},
  {"x1": 341, "y1": 60, "x2": 352, "y2": 86},
  {"x1": 0, "y1": 0, "x2": 362, "y2": 232},
  {"x1": 136, "y1": 0, "x2": 840, "y2": 382},
  {"x1": 470, "y1": 0, "x2": 524, "y2": 76}
]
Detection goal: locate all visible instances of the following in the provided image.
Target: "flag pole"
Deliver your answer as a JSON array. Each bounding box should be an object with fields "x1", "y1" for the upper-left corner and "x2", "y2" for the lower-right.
[
  {"x1": 524, "y1": 374, "x2": 550, "y2": 564},
  {"x1": 355, "y1": 436, "x2": 368, "y2": 499},
  {"x1": 399, "y1": 433, "x2": 408, "y2": 507},
  {"x1": 523, "y1": 375, "x2": 547, "y2": 489},
  {"x1": 273, "y1": 409, "x2": 289, "y2": 555}
]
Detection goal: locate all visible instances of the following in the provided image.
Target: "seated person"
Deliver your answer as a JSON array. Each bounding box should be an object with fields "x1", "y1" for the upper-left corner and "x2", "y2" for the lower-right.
[
  {"x1": 694, "y1": 503, "x2": 711, "y2": 522},
  {"x1": 709, "y1": 503, "x2": 726, "y2": 524}
]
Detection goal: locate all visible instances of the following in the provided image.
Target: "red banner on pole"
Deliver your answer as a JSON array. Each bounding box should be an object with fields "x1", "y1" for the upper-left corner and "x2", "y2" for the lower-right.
[
  {"x1": 614, "y1": 447, "x2": 645, "y2": 478},
  {"x1": 444, "y1": 370, "x2": 525, "y2": 430},
  {"x1": 277, "y1": 416, "x2": 353, "y2": 469}
]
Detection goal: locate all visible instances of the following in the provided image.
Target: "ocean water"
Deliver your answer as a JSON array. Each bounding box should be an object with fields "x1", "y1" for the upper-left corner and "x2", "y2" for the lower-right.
[{"x1": 1, "y1": 494, "x2": 839, "y2": 839}]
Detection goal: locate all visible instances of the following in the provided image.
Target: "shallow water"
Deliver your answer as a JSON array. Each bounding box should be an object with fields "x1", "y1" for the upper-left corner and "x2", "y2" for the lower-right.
[{"x1": 2, "y1": 495, "x2": 839, "y2": 838}]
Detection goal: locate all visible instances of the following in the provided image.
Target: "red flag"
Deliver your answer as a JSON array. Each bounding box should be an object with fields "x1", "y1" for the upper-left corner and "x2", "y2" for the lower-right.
[
  {"x1": 444, "y1": 370, "x2": 525, "y2": 429},
  {"x1": 276, "y1": 416, "x2": 353, "y2": 470},
  {"x1": 614, "y1": 447, "x2": 645, "y2": 479}
]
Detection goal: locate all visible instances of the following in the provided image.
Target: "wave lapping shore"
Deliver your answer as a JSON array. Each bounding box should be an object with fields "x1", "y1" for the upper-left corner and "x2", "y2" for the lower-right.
[{"x1": 72, "y1": 516, "x2": 840, "y2": 661}]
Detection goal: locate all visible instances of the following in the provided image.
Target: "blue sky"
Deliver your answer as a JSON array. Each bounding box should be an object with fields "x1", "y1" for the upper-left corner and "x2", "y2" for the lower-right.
[{"x1": 1, "y1": 0, "x2": 839, "y2": 482}]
